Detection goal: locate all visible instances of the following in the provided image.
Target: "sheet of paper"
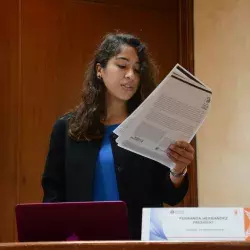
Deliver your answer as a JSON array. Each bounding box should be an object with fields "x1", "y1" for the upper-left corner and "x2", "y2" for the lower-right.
[
  {"x1": 141, "y1": 207, "x2": 250, "y2": 242},
  {"x1": 113, "y1": 64, "x2": 212, "y2": 169}
]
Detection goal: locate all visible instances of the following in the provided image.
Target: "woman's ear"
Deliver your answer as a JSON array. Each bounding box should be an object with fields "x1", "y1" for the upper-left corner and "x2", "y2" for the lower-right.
[{"x1": 96, "y1": 63, "x2": 102, "y2": 79}]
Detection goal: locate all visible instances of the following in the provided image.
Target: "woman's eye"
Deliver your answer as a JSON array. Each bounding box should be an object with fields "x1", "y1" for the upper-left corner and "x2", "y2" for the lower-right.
[{"x1": 117, "y1": 65, "x2": 126, "y2": 69}]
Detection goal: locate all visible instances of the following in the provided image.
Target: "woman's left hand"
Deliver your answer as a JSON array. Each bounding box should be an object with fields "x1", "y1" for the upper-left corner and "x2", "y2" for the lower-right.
[{"x1": 167, "y1": 141, "x2": 195, "y2": 173}]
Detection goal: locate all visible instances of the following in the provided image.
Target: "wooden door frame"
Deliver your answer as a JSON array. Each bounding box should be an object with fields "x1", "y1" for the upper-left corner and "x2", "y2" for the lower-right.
[{"x1": 178, "y1": 0, "x2": 198, "y2": 207}]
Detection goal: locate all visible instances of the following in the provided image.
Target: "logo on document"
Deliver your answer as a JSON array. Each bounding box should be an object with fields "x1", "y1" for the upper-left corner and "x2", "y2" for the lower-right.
[
  {"x1": 169, "y1": 209, "x2": 184, "y2": 215},
  {"x1": 202, "y1": 96, "x2": 211, "y2": 110}
]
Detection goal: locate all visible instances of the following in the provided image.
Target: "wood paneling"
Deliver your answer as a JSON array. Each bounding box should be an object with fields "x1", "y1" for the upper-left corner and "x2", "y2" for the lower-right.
[
  {"x1": 0, "y1": 0, "x2": 20, "y2": 242},
  {"x1": 72, "y1": 0, "x2": 177, "y2": 10},
  {"x1": 18, "y1": 0, "x2": 69, "y2": 203},
  {"x1": 0, "y1": 0, "x2": 196, "y2": 242}
]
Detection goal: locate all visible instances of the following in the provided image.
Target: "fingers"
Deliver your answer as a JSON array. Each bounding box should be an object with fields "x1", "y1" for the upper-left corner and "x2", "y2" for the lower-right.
[
  {"x1": 175, "y1": 141, "x2": 194, "y2": 153},
  {"x1": 167, "y1": 149, "x2": 191, "y2": 165},
  {"x1": 167, "y1": 141, "x2": 195, "y2": 165},
  {"x1": 169, "y1": 144, "x2": 194, "y2": 161}
]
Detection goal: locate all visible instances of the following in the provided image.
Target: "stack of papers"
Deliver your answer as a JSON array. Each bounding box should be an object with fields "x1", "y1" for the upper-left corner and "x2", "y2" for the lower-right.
[{"x1": 113, "y1": 64, "x2": 212, "y2": 169}]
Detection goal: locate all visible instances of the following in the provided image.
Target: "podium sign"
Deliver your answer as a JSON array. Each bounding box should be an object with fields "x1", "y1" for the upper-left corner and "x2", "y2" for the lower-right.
[{"x1": 141, "y1": 208, "x2": 250, "y2": 242}]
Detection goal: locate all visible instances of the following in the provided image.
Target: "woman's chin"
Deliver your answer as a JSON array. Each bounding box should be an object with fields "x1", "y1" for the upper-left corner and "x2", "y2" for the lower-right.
[{"x1": 119, "y1": 92, "x2": 137, "y2": 101}]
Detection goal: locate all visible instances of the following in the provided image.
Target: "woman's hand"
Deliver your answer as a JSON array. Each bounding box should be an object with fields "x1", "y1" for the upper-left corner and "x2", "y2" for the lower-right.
[{"x1": 167, "y1": 141, "x2": 195, "y2": 173}]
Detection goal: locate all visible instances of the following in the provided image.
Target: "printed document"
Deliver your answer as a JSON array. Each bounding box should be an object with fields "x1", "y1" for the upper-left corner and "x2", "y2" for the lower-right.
[{"x1": 113, "y1": 64, "x2": 212, "y2": 169}]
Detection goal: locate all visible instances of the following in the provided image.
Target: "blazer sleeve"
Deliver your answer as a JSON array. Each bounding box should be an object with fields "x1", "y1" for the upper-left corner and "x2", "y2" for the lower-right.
[
  {"x1": 41, "y1": 118, "x2": 67, "y2": 202},
  {"x1": 154, "y1": 162, "x2": 189, "y2": 206}
]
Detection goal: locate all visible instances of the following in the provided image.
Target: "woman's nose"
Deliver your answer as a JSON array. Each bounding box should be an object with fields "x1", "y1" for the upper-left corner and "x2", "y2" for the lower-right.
[{"x1": 125, "y1": 68, "x2": 136, "y2": 80}]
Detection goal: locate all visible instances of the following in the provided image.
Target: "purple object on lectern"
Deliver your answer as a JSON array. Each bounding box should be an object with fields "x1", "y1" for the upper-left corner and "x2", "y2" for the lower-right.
[
  {"x1": 66, "y1": 233, "x2": 80, "y2": 241},
  {"x1": 15, "y1": 201, "x2": 129, "y2": 241}
]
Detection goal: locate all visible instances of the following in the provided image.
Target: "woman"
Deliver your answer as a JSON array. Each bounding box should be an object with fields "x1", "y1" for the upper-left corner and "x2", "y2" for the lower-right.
[{"x1": 42, "y1": 33, "x2": 195, "y2": 240}]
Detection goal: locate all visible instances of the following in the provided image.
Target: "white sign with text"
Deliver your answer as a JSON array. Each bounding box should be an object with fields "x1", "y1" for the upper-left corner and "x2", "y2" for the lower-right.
[{"x1": 141, "y1": 208, "x2": 250, "y2": 242}]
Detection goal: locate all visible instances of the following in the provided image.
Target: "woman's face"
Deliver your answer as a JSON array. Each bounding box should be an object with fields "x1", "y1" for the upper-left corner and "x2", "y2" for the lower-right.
[{"x1": 97, "y1": 45, "x2": 141, "y2": 103}]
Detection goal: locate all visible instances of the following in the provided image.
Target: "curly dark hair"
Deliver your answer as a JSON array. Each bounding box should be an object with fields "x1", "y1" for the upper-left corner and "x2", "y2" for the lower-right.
[{"x1": 69, "y1": 33, "x2": 158, "y2": 141}]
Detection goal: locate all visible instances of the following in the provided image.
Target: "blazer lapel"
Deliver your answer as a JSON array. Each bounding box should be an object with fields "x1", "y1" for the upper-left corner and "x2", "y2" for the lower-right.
[{"x1": 66, "y1": 136, "x2": 101, "y2": 201}]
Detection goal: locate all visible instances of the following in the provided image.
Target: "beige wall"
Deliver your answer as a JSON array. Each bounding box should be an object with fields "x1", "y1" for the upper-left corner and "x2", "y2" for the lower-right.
[{"x1": 194, "y1": 0, "x2": 250, "y2": 206}]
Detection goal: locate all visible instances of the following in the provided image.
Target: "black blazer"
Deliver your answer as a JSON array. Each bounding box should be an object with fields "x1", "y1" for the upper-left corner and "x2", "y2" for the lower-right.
[{"x1": 42, "y1": 114, "x2": 189, "y2": 239}]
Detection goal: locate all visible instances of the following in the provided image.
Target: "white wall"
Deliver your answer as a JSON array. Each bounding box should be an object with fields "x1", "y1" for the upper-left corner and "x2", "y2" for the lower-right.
[{"x1": 194, "y1": 0, "x2": 250, "y2": 206}]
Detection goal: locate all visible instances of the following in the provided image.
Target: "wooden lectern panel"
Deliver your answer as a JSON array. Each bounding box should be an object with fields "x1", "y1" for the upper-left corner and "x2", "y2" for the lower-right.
[{"x1": 0, "y1": 241, "x2": 250, "y2": 250}]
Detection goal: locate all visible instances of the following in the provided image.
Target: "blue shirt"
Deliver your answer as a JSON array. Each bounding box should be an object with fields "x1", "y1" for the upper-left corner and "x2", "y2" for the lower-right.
[{"x1": 93, "y1": 124, "x2": 120, "y2": 201}]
